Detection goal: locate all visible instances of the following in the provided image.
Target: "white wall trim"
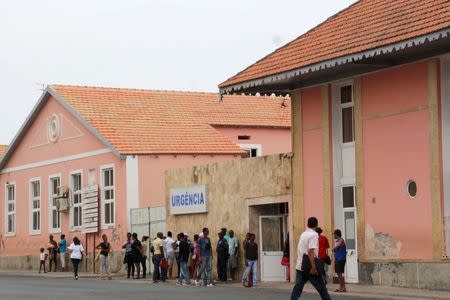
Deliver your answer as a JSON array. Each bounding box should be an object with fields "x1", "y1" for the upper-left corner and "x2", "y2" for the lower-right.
[
  {"x1": 69, "y1": 170, "x2": 83, "y2": 231},
  {"x1": 48, "y1": 174, "x2": 62, "y2": 234},
  {"x1": 100, "y1": 164, "x2": 116, "y2": 229},
  {"x1": 331, "y1": 80, "x2": 355, "y2": 234},
  {"x1": 29, "y1": 177, "x2": 42, "y2": 235},
  {"x1": 4, "y1": 181, "x2": 16, "y2": 237},
  {"x1": 238, "y1": 144, "x2": 263, "y2": 157},
  {"x1": 126, "y1": 156, "x2": 140, "y2": 231},
  {"x1": 1, "y1": 148, "x2": 113, "y2": 174}
]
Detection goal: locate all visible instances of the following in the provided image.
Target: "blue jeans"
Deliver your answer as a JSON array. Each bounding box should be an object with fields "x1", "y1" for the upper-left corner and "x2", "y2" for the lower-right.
[
  {"x1": 178, "y1": 261, "x2": 190, "y2": 283},
  {"x1": 199, "y1": 256, "x2": 212, "y2": 285},
  {"x1": 290, "y1": 270, "x2": 331, "y2": 300},
  {"x1": 152, "y1": 254, "x2": 164, "y2": 281},
  {"x1": 241, "y1": 259, "x2": 258, "y2": 286}
]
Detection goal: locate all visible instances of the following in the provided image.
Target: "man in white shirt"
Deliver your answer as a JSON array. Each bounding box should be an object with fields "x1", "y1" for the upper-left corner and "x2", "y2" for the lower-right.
[
  {"x1": 291, "y1": 217, "x2": 331, "y2": 300},
  {"x1": 164, "y1": 231, "x2": 176, "y2": 279}
]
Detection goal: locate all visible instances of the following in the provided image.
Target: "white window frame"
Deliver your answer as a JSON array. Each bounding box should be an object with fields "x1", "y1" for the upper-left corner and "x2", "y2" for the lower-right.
[
  {"x1": 5, "y1": 182, "x2": 16, "y2": 236},
  {"x1": 70, "y1": 170, "x2": 83, "y2": 231},
  {"x1": 336, "y1": 82, "x2": 355, "y2": 145},
  {"x1": 48, "y1": 174, "x2": 62, "y2": 234},
  {"x1": 101, "y1": 164, "x2": 115, "y2": 228},
  {"x1": 238, "y1": 144, "x2": 262, "y2": 157},
  {"x1": 29, "y1": 177, "x2": 41, "y2": 235}
]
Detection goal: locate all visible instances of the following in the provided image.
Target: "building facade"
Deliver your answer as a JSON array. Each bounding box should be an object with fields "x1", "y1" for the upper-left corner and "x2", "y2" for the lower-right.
[
  {"x1": 219, "y1": 0, "x2": 450, "y2": 290},
  {"x1": 0, "y1": 85, "x2": 291, "y2": 271}
]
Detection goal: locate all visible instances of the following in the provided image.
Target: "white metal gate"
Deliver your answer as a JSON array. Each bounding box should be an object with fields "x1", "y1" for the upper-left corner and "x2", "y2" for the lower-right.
[{"x1": 130, "y1": 207, "x2": 166, "y2": 273}]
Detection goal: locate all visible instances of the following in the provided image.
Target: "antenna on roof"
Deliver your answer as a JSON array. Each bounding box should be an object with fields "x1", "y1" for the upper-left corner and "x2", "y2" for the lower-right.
[{"x1": 36, "y1": 83, "x2": 45, "y2": 92}]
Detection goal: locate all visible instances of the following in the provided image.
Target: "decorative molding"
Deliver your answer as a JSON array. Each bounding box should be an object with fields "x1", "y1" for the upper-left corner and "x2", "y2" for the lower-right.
[
  {"x1": 220, "y1": 28, "x2": 450, "y2": 94},
  {"x1": 0, "y1": 86, "x2": 121, "y2": 171},
  {"x1": 29, "y1": 113, "x2": 84, "y2": 150},
  {"x1": 1, "y1": 148, "x2": 113, "y2": 174}
]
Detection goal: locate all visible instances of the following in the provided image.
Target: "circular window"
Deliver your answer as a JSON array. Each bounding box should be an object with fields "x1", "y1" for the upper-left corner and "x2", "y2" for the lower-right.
[
  {"x1": 407, "y1": 180, "x2": 417, "y2": 198},
  {"x1": 48, "y1": 114, "x2": 61, "y2": 143}
]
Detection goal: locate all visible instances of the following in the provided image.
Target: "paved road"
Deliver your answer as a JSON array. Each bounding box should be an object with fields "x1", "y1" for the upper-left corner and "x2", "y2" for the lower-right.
[{"x1": 0, "y1": 275, "x2": 384, "y2": 300}]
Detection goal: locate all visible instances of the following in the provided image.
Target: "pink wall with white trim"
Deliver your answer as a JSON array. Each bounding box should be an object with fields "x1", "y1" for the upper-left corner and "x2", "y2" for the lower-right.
[
  {"x1": 4, "y1": 96, "x2": 107, "y2": 169},
  {"x1": 0, "y1": 97, "x2": 128, "y2": 256}
]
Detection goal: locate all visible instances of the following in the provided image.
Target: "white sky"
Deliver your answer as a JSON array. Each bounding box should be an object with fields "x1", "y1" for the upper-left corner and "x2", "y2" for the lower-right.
[{"x1": 0, "y1": 0, "x2": 356, "y2": 145}]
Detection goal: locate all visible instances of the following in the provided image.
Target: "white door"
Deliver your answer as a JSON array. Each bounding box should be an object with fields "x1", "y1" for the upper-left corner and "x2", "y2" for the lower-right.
[
  {"x1": 332, "y1": 82, "x2": 359, "y2": 283},
  {"x1": 259, "y1": 215, "x2": 286, "y2": 282},
  {"x1": 342, "y1": 186, "x2": 358, "y2": 283}
]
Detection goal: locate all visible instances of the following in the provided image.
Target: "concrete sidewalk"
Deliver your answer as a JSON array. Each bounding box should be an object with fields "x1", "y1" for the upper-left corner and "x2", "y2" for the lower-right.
[{"x1": 250, "y1": 281, "x2": 450, "y2": 300}]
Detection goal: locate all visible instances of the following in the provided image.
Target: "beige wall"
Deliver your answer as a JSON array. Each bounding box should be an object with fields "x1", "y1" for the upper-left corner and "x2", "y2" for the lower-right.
[{"x1": 165, "y1": 153, "x2": 292, "y2": 278}]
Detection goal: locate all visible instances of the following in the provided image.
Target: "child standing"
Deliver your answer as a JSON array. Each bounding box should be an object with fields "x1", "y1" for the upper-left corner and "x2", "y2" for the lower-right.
[{"x1": 39, "y1": 248, "x2": 47, "y2": 273}]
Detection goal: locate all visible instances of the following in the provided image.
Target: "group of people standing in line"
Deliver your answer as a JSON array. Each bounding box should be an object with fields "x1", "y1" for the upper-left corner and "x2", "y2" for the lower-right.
[
  {"x1": 290, "y1": 217, "x2": 348, "y2": 300},
  {"x1": 148, "y1": 227, "x2": 249, "y2": 287}
]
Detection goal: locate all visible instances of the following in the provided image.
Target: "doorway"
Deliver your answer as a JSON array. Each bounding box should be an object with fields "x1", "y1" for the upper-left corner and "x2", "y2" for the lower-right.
[
  {"x1": 247, "y1": 201, "x2": 289, "y2": 282},
  {"x1": 259, "y1": 215, "x2": 287, "y2": 282},
  {"x1": 332, "y1": 82, "x2": 359, "y2": 283}
]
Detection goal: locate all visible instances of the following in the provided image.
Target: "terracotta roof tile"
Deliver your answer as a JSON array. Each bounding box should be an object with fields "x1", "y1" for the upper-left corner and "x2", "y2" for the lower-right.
[
  {"x1": 0, "y1": 145, "x2": 7, "y2": 158},
  {"x1": 50, "y1": 85, "x2": 291, "y2": 155},
  {"x1": 220, "y1": 0, "x2": 450, "y2": 89}
]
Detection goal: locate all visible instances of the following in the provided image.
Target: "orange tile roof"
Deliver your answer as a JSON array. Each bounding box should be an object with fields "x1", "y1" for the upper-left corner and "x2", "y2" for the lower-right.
[
  {"x1": 50, "y1": 85, "x2": 290, "y2": 155},
  {"x1": 220, "y1": 0, "x2": 450, "y2": 89},
  {"x1": 0, "y1": 145, "x2": 7, "y2": 158}
]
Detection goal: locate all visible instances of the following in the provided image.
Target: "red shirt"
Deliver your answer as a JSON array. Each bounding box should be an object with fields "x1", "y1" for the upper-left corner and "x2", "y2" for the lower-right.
[{"x1": 318, "y1": 235, "x2": 330, "y2": 260}]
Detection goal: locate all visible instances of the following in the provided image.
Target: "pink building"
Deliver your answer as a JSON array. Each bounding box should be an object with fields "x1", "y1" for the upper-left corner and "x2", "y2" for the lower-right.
[
  {"x1": 219, "y1": 0, "x2": 450, "y2": 290},
  {"x1": 0, "y1": 85, "x2": 290, "y2": 270}
]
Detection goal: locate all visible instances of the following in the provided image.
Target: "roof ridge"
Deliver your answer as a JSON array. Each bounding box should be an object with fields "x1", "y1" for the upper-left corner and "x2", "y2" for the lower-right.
[
  {"x1": 50, "y1": 84, "x2": 290, "y2": 99},
  {"x1": 50, "y1": 84, "x2": 219, "y2": 96}
]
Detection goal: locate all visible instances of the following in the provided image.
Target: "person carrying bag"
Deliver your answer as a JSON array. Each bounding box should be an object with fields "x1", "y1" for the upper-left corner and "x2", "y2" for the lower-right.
[{"x1": 290, "y1": 217, "x2": 331, "y2": 300}]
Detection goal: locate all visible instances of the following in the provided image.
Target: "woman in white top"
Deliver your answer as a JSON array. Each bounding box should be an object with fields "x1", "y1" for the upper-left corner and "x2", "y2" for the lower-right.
[{"x1": 68, "y1": 237, "x2": 84, "y2": 280}]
